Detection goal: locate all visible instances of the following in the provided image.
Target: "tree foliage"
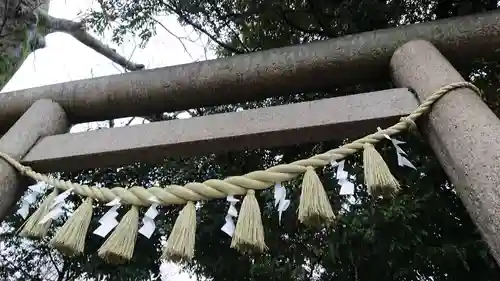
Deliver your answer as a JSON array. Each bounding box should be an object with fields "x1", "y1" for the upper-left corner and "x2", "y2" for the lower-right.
[{"x1": 2, "y1": 0, "x2": 500, "y2": 280}]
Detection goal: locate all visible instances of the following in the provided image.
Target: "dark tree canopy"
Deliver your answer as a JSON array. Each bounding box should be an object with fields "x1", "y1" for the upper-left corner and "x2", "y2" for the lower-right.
[{"x1": 2, "y1": 0, "x2": 500, "y2": 280}]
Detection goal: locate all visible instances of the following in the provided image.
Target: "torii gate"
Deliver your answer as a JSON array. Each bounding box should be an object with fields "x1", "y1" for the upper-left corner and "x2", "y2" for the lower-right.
[{"x1": 1, "y1": 10, "x2": 500, "y2": 266}]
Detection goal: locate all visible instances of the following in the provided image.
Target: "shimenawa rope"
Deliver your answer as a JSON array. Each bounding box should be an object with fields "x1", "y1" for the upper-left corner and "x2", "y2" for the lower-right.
[
  {"x1": 0, "y1": 82, "x2": 481, "y2": 207},
  {"x1": 6, "y1": 81, "x2": 482, "y2": 264}
]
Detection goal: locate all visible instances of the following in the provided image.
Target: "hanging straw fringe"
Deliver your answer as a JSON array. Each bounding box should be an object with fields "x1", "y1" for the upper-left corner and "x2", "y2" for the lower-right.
[
  {"x1": 230, "y1": 189, "x2": 267, "y2": 254},
  {"x1": 363, "y1": 143, "x2": 400, "y2": 198},
  {"x1": 1, "y1": 82, "x2": 481, "y2": 264},
  {"x1": 98, "y1": 206, "x2": 139, "y2": 264},
  {"x1": 298, "y1": 166, "x2": 335, "y2": 226},
  {"x1": 19, "y1": 188, "x2": 59, "y2": 239},
  {"x1": 50, "y1": 197, "x2": 93, "y2": 256},
  {"x1": 162, "y1": 201, "x2": 196, "y2": 262}
]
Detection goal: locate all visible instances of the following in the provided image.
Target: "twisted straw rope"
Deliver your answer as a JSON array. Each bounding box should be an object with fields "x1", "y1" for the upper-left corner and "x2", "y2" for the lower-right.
[{"x1": 0, "y1": 82, "x2": 482, "y2": 207}]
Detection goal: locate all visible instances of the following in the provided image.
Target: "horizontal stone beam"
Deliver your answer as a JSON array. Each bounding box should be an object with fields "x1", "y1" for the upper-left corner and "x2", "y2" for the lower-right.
[
  {"x1": 21, "y1": 88, "x2": 418, "y2": 172},
  {"x1": 0, "y1": 11, "x2": 499, "y2": 132}
]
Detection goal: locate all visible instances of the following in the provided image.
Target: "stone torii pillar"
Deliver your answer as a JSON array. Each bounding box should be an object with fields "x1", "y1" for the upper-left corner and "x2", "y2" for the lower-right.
[
  {"x1": 390, "y1": 40, "x2": 500, "y2": 265},
  {"x1": 0, "y1": 99, "x2": 69, "y2": 221}
]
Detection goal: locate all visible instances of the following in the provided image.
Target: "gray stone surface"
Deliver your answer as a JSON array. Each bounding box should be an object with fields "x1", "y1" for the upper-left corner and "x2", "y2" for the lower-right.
[
  {"x1": 0, "y1": 99, "x2": 69, "y2": 221},
  {"x1": 0, "y1": 10, "x2": 499, "y2": 132},
  {"x1": 21, "y1": 88, "x2": 418, "y2": 172},
  {"x1": 390, "y1": 40, "x2": 500, "y2": 266}
]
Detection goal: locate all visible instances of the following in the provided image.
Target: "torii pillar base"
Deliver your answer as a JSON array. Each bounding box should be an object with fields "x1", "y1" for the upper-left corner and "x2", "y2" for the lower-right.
[{"x1": 391, "y1": 40, "x2": 500, "y2": 265}]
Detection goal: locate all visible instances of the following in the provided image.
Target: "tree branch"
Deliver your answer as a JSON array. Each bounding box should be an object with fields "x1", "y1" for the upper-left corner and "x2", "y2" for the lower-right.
[
  {"x1": 279, "y1": 8, "x2": 325, "y2": 36},
  {"x1": 161, "y1": 2, "x2": 246, "y2": 55},
  {"x1": 0, "y1": 0, "x2": 12, "y2": 37},
  {"x1": 306, "y1": 0, "x2": 337, "y2": 37},
  {"x1": 36, "y1": 9, "x2": 144, "y2": 71},
  {"x1": 56, "y1": 258, "x2": 69, "y2": 281},
  {"x1": 0, "y1": 255, "x2": 32, "y2": 279},
  {"x1": 149, "y1": 16, "x2": 194, "y2": 61},
  {"x1": 47, "y1": 249, "x2": 62, "y2": 277}
]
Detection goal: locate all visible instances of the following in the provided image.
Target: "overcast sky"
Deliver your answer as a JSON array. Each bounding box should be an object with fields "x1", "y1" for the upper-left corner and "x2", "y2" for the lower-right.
[{"x1": 2, "y1": 0, "x2": 215, "y2": 280}]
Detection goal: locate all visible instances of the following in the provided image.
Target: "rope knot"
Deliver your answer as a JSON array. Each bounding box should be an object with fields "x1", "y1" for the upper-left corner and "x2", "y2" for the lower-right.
[
  {"x1": 20, "y1": 166, "x2": 33, "y2": 176},
  {"x1": 400, "y1": 117, "x2": 418, "y2": 133}
]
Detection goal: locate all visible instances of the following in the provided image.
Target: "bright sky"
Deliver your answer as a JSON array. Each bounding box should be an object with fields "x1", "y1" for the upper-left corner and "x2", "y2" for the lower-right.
[{"x1": 2, "y1": 0, "x2": 215, "y2": 280}]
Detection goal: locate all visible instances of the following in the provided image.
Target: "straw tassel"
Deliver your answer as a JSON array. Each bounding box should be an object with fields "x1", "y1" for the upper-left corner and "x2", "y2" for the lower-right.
[
  {"x1": 19, "y1": 188, "x2": 59, "y2": 239},
  {"x1": 162, "y1": 201, "x2": 196, "y2": 262},
  {"x1": 230, "y1": 189, "x2": 267, "y2": 254},
  {"x1": 298, "y1": 166, "x2": 335, "y2": 226},
  {"x1": 50, "y1": 197, "x2": 93, "y2": 256},
  {"x1": 98, "y1": 206, "x2": 139, "y2": 264},
  {"x1": 363, "y1": 143, "x2": 400, "y2": 198}
]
